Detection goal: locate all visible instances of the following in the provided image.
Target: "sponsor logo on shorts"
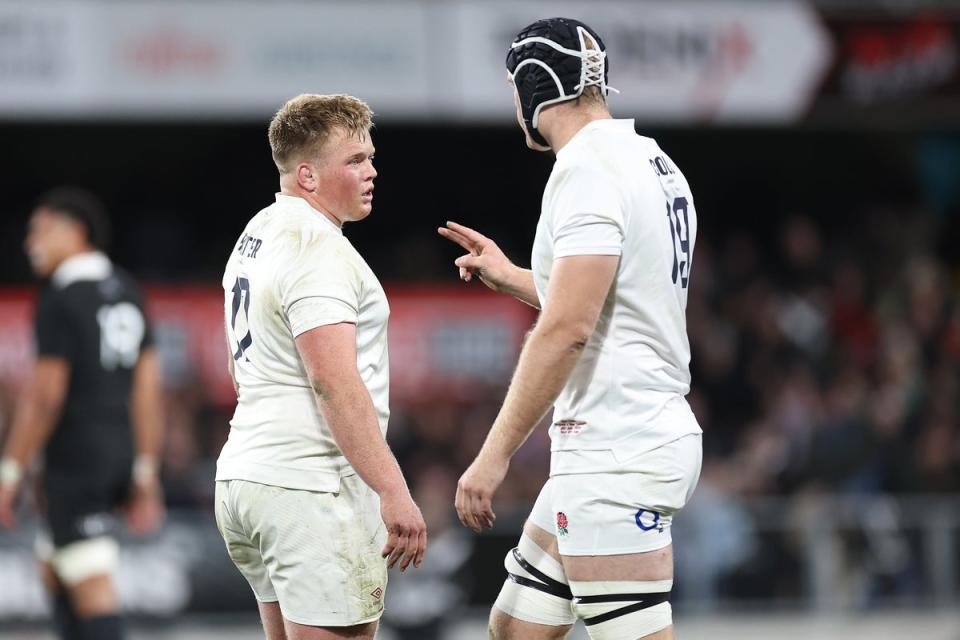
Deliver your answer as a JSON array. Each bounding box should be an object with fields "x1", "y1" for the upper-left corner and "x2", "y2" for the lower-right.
[
  {"x1": 556, "y1": 511, "x2": 569, "y2": 536},
  {"x1": 370, "y1": 587, "x2": 383, "y2": 600},
  {"x1": 554, "y1": 419, "x2": 586, "y2": 435},
  {"x1": 77, "y1": 513, "x2": 112, "y2": 538},
  {"x1": 635, "y1": 509, "x2": 663, "y2": 532}
]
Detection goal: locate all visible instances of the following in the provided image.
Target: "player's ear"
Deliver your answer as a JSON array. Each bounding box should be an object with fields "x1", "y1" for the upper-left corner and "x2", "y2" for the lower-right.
[{"x1": 295, "y1": 162, "x2": 317, "y2": 192}]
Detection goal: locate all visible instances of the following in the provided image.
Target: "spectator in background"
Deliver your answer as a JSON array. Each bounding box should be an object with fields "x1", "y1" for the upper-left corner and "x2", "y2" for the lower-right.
[{"x1": 0, "y1": 187, "x2": 164, "y2": 640}]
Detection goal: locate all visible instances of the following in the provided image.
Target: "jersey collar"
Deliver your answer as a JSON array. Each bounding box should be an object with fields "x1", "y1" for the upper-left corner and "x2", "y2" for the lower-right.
[
  {"x1": 557, "y1": 118, "x2": 636, "y2": 160},
  {"x1": 275, "y1": 194, "x2": 343, "y2": 236},
  {"x1": 51, "y1": 251, "x2": 112, "y2": 289}
]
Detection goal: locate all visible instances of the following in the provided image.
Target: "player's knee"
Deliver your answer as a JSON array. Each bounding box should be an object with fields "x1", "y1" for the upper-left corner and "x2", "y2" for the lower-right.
[
  {"x1": 493, "y1": 534, "x2": 576, "y2": 627},
  {"x1": 488, "y1": 608, "x2": 509, "y2": 640},
  {"x1": 570, "y1": 580, "x2": 673, "y2": 640},
  {"x1": 67, "y1": 574, "x2": 119, "y2": 618},
  {"x1": 489, "y1": 607, "x2": 569, "y2": 640}
]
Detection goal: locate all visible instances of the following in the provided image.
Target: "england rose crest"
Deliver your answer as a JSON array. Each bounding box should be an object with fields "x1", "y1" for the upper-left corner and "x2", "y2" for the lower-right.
[{"x1": 556, "y1": 511, "x2": 569, "y2": 536}]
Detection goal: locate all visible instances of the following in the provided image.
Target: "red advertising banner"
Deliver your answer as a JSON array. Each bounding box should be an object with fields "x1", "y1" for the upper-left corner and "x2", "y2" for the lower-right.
[
  {"x1": 0, "y1": 285, "x2": 535, "y2": 406},
  {"x1": 811, "y1": 8, "x2": 960, "y2": 123}
]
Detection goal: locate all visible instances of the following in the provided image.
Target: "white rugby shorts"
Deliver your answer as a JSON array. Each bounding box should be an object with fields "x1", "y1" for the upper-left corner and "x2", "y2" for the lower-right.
[
  {"x1": 214, "y1": 474, "x2": 388, "y2": 626},
  {"x1": 530, "y1": 434, "x2": 702, "y2": 555}
]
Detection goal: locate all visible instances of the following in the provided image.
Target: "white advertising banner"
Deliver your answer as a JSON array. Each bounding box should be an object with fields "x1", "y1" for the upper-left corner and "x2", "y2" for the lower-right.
[
  {"x1": 0, "y1": 0, "x2": 832, "y2": 123},
  {"x1": 453, "y1": 1, "x2": 833, "y2": 123},
  {"x1": 0, "y1": 0, "x2": 432, "y2": 118}
]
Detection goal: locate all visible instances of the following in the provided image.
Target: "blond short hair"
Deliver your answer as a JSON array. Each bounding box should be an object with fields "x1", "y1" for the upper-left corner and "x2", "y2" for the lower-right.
[{"x1": 268, "y1": 94, "x2": 374, "y2": 174}]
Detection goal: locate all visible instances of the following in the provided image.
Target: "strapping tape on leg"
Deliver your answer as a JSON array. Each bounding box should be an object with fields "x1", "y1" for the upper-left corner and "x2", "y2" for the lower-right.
[
  {"x1": 51, "y1": 537, "x2": 120, "y2": 586},
  {"x1": 494, "y1": 533, "x2": 576, "y2": 626},
  {"x1": 571, "y1": 580, "x2": 673, "y2": 639},
  {"x1": 505, "y1": 534, "x2": 572, "y2": 600}
]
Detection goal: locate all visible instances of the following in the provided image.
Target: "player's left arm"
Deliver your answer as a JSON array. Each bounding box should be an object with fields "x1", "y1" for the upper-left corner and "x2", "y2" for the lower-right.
[
  {"x1": 455, "y1": 254, "x2": 618, "y2": 531},
  {"x1": 0, "y1": 356, "x2": 70, "y2": 528},
  {"x1": 225, "y1": 333, "x2": 239, "y2": 397},
  {"x1": 126, "y1": 346, "x2": 165, "y2": 534}
]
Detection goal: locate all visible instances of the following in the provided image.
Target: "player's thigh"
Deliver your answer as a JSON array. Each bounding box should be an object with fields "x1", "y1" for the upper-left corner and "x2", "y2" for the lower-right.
[
  {"x1": 554, "y1": 436, "x2": 701, "y2": 639},
  {"x1": 491, "y1": 519, "x2": 574, "y2": 640},
  {"x1": 214, "y1": 480, "x2": 278, "y2": 605},
  {"x1": 491, "y1": 481, "x2": 576, "y2": 639},
  {"x1": 36, "y1": 552, "x2": 118, "y2": 619},
  {"x1": 36, "y1": 535, "x2": 121, "y2": 616},
  {"x1": 551, "y1": 435, "x2": 702, "y2": 559},
  {"x1": 257, "y1": 601, "x2": 287, "y2": 640},
  {"x1": 524, "y1": 517, "x2": 562, "y2": 561},
  {"x1": 240, "y1": 476, "x2": 388, "y2": 627},
  {"x1": 65, "y1": 573, "x2": 119, "y2": 618},
  {"x1": 39, "y1": 484, "x2": 123, "y2": 617},
  {"x1": 283, "y1": 619, "x2": 378, "y2": 640},
  {"x1": 563, "y1": 545, "x2": 673, "y2": 582}
]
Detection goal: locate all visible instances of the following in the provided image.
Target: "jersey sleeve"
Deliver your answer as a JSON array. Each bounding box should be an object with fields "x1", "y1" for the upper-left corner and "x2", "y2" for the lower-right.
[
  {"x1": 34, "y1": 288, "x2": 77, "y2": 361},
  {"x1": 278, "y1": 237, "x2": 362, "y2": 337},
  {"x1": 551, "y1": 166, "x2": 625, "y2": 258}
]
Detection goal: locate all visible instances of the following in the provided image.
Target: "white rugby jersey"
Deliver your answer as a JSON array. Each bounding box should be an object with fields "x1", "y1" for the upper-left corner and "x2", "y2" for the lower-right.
[
  {"x1": 532, "y1": 119, "x2": 702, "y2": 475},
  {"x1": 216, "y1": 194, "x2": 390, "y2": 492}
]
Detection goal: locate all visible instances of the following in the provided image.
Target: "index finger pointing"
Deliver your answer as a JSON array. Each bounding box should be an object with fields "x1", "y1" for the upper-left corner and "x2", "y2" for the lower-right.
[
  {"x1": 446, "y1": 221, "x2": 489, "y2": 245},
  {"x1": 438, "y1": 227, "x2": 476, "y2": 253}
]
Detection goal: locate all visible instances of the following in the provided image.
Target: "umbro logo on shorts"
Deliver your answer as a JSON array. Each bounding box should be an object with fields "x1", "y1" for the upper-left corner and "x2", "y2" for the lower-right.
[
  {"x1": 554, "y1": 420, "x2": 586, "y2": 435},
  {"x1": 370, "y1": 587, "x2": 383, "y2": 600}
]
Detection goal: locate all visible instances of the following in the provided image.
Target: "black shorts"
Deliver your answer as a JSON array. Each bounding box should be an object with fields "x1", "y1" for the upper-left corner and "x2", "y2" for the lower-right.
[{"x1": 42, "y1": 464, "x2": 132, "y2": 548}]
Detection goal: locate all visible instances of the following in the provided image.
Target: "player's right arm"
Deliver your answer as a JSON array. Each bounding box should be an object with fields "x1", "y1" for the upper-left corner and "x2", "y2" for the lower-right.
[
  {"x1": 127, "y1": 346, "x2": 165, "y2": 535},
  {"x1": 439, "y1": 221, "x2": 540, "y2": 309},
  {"x1": 0, "y1": 356, "x2": 69, "y2": 528},
  {"x1": 1, "y1": 289, "x2": 73, "y2": 529},
  {"x1": 295, "y1": 324, "x2": 427, "y2": 572}
]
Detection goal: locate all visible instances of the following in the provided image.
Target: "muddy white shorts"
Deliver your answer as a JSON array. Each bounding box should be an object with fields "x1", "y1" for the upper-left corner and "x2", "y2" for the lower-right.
[
  {"x1": 214, "y1": 474, "x2": 388, "y2": 626},
  {"x1": 530, "y1": 434, "x2": 702, "y2": 556}
]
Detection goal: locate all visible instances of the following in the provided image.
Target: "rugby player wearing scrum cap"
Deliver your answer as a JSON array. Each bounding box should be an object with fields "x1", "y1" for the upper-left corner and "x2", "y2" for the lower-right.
[{"x1": 440, "y1": 18, "x2": 703, "y2": 640}]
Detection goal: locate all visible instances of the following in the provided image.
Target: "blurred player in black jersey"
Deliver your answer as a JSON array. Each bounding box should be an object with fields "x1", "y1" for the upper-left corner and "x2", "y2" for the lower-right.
[{"x1": 0, "y1": 187, "x2": 164, "y2": 640}]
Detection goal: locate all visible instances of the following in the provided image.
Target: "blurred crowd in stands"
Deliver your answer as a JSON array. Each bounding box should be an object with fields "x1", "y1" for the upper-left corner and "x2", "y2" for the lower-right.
[
  {"x1": 149, "y1": 206, "x2": 959, "y2": 621},
  {"x1": 156, "y1": 207, "x2": 959, "y2": 510},
  {"x1": 692, "y1": 211, "x2": 958, "y2": 497}
]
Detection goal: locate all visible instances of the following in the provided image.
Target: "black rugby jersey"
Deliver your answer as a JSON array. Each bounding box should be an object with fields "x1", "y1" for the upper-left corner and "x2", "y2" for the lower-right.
[{"x1": 34, "y1": 253, "x2": 154, "y2": 475}]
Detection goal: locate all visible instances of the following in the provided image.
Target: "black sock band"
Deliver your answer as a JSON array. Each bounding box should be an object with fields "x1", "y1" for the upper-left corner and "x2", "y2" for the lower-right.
[
  {"x1": 51, "y1": 592, "x2": 82, "y2": 640},
  {"x1": 77, "y1": 614, "x2": 125, "y2": 640}
]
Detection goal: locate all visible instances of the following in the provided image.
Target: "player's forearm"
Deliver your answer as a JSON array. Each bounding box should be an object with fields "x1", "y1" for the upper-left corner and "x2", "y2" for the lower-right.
[
  {"x1": 131, "y1": 349, "x2": 164, "y2": 472},
  {"x1": 480, "y1": 320, "x2": 586, "y2": 461},
  {"x1": 501, "y1": 267, "x2": 540, "y2": 309},
  {"x1": 3, "y1": 360, "x2": 69, "y2": 476},
  {"x1": 225, "y1": 330, "x2": 239, "y2": 397},
  {"x1": 2, "y1": 394, "x2": 61, "y2": 468},
  {"x1": 314, "y1": 376, "x2": 409, "y2": 498}
]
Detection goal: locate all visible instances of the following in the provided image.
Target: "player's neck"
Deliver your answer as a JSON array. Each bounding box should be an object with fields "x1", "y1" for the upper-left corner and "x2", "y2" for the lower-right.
[
  {"x1": 278, "y1": 181, "x2": 343, "y2": 229},
  {"x1": 44, "y1": 246, "x2": 100, "y2": 279},
  {"x1": 540, "y1": 105, "x2": 612, "y2": 154}
]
